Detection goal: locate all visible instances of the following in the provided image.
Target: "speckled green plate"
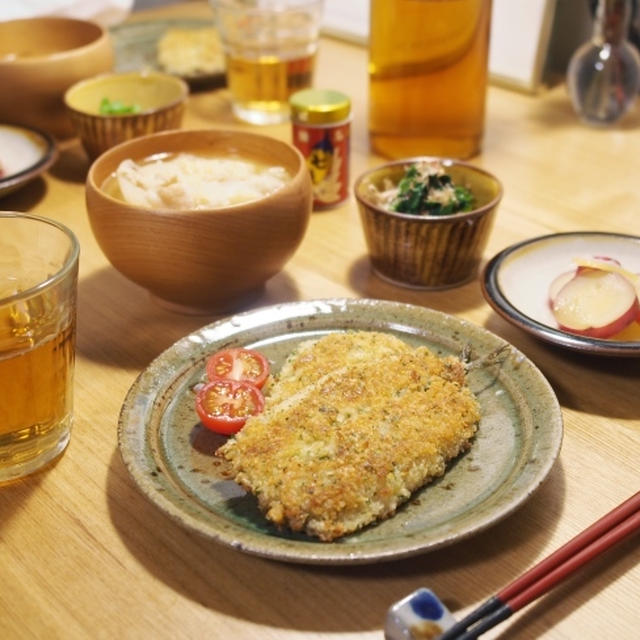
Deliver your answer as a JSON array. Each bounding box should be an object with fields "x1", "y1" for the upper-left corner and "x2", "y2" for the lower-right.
[
  {"x1": 118, "y1": 298, "x2": 563, "y2": 565},
  {"x1": 109, "y1": 18, "x2": 225, "y2": 89}
]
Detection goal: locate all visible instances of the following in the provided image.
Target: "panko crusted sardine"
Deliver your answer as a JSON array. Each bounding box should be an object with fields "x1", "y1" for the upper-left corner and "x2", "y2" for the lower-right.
[
  {"x1": 263, "y1": 330, "x2": 413, "y2": 403},
  {"x1": 216, "y1": 331, "x2": 481, "y2": 541}
]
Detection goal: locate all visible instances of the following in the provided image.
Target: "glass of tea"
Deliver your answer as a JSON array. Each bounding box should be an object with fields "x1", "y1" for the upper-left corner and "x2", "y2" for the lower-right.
[
  {"x1": 368, "y1": 0, "x2": 492, "y2": 159},
  {"x1": 213, "y1": 0, "x2": 324, "y2": 125},
  {"x1": 0, "y1": 213, "x2": 79, "y2": 484}
]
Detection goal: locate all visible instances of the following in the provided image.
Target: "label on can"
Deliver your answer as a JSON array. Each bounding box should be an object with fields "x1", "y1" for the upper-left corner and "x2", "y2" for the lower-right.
[{"x1": 292, "y1": 120, "x2": 350, "y2": 209}]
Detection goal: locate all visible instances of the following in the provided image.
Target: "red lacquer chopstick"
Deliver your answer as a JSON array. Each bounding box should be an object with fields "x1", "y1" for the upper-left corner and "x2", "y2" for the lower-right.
[{"x1": 438, "y1": 490, "x2": 640, "y2": 640}]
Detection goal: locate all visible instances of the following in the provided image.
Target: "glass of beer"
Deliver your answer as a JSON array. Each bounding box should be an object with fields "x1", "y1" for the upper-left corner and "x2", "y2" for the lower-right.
[
  {"x1": 368, "y1": 0, "x2": 492, "y2": 159},
  {"x1": 0, "y1": 213, "x2": 79, "y2": 484},
  {"x1": 213, "y1": 0, "x2": 324, "y2": 125}
]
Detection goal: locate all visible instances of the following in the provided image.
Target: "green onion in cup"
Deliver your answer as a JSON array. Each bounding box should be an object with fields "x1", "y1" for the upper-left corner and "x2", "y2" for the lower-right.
[{"x1": 99, "y1": 97, "x2": 142, "y2": 115}]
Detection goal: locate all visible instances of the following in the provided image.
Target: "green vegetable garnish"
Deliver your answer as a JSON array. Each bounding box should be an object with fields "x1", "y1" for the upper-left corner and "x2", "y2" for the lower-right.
[
  {"x1": 99, "y1": 97, "x2": 142, "y2": 115},
  {"x1": 387, "y1": 161, "x2": 475, "y2": 216}
]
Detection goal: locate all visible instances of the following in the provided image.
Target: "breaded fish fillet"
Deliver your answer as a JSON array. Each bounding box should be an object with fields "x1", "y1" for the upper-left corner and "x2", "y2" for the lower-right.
[
  {"x1": 216, "y1": 332, "x2": 480, "y2": 541},
  {"x1": 263, "y1": 330, "x2": 412, "y2": 402}
]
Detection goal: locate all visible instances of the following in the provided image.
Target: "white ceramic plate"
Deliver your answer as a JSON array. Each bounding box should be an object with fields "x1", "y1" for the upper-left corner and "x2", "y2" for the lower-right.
[
  {"x1": 482, "y1": 232, "x2": 640, "y2": 357},
  {"x1": 118, "y1": 298, "x2": 563, "y2": 565},
  {"x1": 0, "y1": 124, "x2": 57, "y2": 198}
]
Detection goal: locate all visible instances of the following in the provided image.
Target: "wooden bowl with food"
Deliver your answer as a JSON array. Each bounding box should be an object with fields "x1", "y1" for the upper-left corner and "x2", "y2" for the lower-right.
[
  {"x1": 354, "y1": 158, "x2": 503, "y2": 289},
  {"x1": 0, "y1": 17, "x2": 113, "y2": 140},
  {"x1": 65, "y1": 71, "x2": 188, "y2": 160},
  {"x1": 85, "y1": 128, "x2": 312, "y2": 314}
]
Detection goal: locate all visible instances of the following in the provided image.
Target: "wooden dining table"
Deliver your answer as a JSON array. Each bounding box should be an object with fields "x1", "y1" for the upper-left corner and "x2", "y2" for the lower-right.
[{"x1": 2, "y1": 2, "x2": 639, "y2": 638}]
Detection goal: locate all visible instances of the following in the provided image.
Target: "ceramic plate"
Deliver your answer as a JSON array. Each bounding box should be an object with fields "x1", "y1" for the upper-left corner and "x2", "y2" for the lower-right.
[
  {"x1": 110, "y1": 18, "x2": 226, "y2": 89},
  {"x1": 482, "y1": 232, "x2": 640, "y2": 357},
  {"x1": 118, "y1": 298, "x2": 563, "y2": 565},
  {"x1": 0, "y1": 124, "x2": 57, "y2": 199}
]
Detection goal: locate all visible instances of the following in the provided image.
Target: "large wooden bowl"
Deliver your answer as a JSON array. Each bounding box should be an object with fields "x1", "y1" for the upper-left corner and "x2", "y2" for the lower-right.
[
  {"x1": 85, "y1": 129, "x2": 313, "y2": 314},
  {"x1": 0, "y1": 17, "x2": 114, "y2": 140}
]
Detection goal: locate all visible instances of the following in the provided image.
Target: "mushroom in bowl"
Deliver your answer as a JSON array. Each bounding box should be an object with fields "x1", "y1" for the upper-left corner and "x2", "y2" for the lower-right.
[
  {"x1": 354, "y1": 157, "x2": 503, "y2": 289},
  {"x1": 85, "y1": 128, "x2": 312, "y2": 314}
]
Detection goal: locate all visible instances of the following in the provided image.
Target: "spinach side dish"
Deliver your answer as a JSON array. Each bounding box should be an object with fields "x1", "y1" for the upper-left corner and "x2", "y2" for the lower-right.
[{"x1": 368, "y1": 160, "x2": 475, "y2": 216}]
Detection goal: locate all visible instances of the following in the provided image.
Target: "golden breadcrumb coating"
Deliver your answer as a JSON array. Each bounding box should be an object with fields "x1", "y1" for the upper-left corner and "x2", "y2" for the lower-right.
[
  {"x1": 157, "y1": 27, "x2": 224, "y2": 76},
  {"x1": 263, "y1": 330, "x2": 412, "y2": 402},
  {"x1": 216, "y1": 331, "x2": 480, "y2": 541}
]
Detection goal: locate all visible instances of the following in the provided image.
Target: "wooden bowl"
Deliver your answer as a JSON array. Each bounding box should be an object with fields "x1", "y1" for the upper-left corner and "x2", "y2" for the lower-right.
[
  {"x1": 64, "y1": 71, "x2": 188, "y2": 160},
  {"x1": 85, "y1": 129, "x2": 312, "y2": 313},
  {"x1": 0, "y1": 17, "x2": 114, "y2": 140},
  {"x1": 354, "y1": 158, "x2": 503, "y2": 289}
]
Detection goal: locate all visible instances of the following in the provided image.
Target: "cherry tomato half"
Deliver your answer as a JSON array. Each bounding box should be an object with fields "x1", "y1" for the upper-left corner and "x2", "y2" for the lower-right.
[
  {"x1": 205, "y1": 347, "x2": 270, "y2": 389},
  {"x1": 195, "y1": 378, "x2": 265, "y2": 435}
]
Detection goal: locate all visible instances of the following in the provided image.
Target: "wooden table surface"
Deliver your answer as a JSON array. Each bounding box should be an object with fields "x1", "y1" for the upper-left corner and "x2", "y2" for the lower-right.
[{"x1": 2, "y1": 3, "x2": 639, "y2": 639}]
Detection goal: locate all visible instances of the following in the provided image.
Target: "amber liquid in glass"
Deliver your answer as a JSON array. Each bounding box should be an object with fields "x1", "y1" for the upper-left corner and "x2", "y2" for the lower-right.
[
  {"x1": 226, "y1": 51, "x2": 315, "y2": 123},
  {"x1": 0, "y1": 309, "x2": 75, "y2": 482},
  {"x1": 368, "y1": 0, "x2": 491, "y2": 159}
]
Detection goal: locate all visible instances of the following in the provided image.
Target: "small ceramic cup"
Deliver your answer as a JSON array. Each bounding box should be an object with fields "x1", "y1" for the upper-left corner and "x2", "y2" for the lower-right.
[
  {"x1": 64, "y1": 71, "x2": 188, "y2": 160},
  {"x1": 354, "y1": 157, "x2": 503, "y2": 289}
]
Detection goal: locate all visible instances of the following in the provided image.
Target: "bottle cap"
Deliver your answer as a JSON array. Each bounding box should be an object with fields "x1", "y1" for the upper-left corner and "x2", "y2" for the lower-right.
[{"x1": 289, "y1": 89, "x2": 351, "y2": 124}]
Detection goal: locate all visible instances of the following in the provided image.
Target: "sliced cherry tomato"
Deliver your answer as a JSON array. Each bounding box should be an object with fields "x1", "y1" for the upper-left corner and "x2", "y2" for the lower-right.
[
  {"x1": 205, "y1": 347, "x2": 270, "y2": 389},
  {"x1": 195, "y1": 378, "x2": 265, "y2": 435}
]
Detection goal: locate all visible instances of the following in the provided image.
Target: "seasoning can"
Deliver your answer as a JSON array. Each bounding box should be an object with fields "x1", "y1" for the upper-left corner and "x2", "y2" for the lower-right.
[{"x1": 289, "y1": 89, "x2": 351, "y2": 209}]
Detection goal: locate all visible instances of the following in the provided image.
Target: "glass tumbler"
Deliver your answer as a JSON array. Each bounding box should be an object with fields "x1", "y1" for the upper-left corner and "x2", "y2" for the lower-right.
[
  {"x1": 0, "y1": 213, "x2": 79, "y2": 484},
  {"x1": 213, "y1": 0, "x2": 324, "y2": 124}
]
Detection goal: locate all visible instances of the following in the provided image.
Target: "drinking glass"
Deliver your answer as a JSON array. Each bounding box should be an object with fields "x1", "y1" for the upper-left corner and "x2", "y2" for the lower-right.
[
  {"x1": 0, "y1": 212, "x2": 79, "y2": 484},
  {"x1": 213, "y1": 0, "x2": 324, "y2": 124}
]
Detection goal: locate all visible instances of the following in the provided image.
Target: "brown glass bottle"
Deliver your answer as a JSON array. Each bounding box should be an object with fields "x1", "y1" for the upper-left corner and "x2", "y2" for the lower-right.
[{"x1": 368, "y1": 0, "x2": 492, "y2": 159}]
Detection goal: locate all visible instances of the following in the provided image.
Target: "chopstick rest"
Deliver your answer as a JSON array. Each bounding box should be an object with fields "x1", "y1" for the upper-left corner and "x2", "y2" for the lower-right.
[
  {"x1": 385, "y1": 588, "x2": 457, "y2": 640},
  {"x1": 385, "y1": 490, "x2": 640, "y2": 640}
]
